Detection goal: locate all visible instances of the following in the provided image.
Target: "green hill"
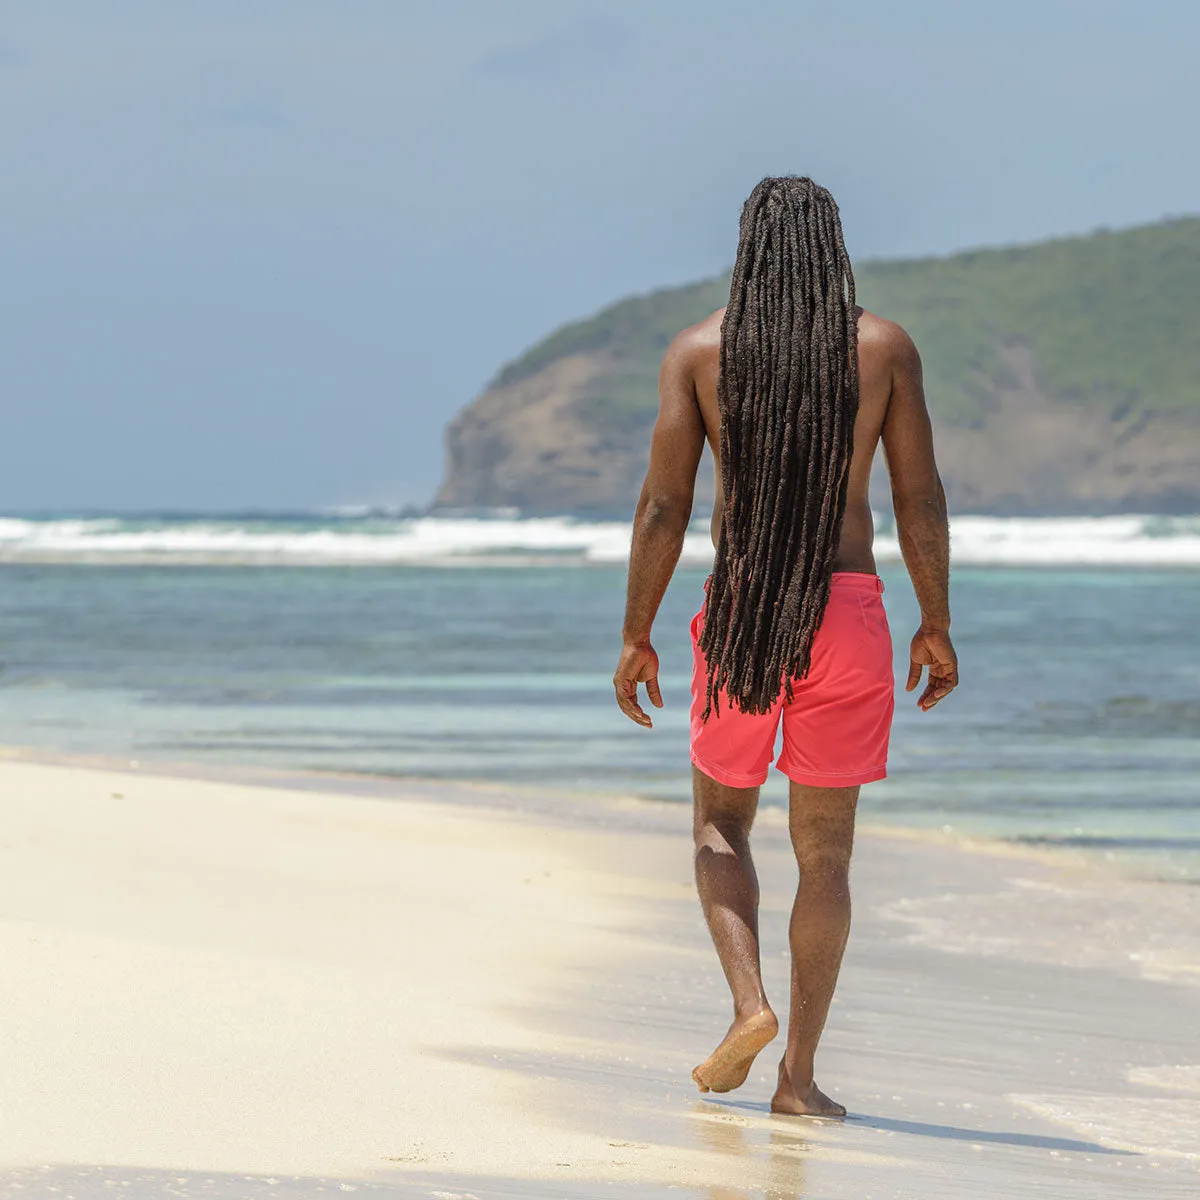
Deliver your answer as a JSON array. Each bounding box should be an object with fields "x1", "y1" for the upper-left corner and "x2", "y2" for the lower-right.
[{"x1": 436, "y1": 217, "x2": 1200, "y2": 516}]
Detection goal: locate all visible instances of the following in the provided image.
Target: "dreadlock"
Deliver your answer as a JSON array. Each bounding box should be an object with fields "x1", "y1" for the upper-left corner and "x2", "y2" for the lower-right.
[{"x1": 698, "y1": 176, "x2": 859, "y2": 719}]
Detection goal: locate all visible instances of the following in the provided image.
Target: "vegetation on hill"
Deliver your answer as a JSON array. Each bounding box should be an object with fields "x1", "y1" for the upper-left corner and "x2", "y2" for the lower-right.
[
  {"x1": 491, "y1": 275, "x2": 731, "y2": 431},
  {"x1": 489, "y1": 217, "x2": 1200, "y2": 426}
]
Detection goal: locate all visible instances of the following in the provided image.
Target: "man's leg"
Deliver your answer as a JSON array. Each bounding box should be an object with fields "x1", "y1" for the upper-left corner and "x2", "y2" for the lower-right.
[
  {"x1": 771, "y1": 781, "x2": 859, "y2": 1117},
  {"x1": 691, "y1": 764, "x2": 779, "y2": 1093}
]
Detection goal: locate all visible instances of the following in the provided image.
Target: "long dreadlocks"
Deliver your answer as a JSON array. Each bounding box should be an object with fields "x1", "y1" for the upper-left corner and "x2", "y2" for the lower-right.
[{"x1": 698, "y1": 176, "x2": 859, "y2": 719}]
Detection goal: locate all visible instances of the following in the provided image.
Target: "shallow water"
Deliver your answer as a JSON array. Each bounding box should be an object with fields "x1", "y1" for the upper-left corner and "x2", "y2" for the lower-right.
[{"x1": 0, "y1": 560, "x2": 1197, "y2": 880}]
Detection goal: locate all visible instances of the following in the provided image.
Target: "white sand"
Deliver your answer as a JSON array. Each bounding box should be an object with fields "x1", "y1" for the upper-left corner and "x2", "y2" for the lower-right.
[
  {"x1": 0, "y1": 759, "x2": 669, "y2": 1179},
  {"x1": 0, "y1": 758, "x2": 1196, "y2": 1197}
]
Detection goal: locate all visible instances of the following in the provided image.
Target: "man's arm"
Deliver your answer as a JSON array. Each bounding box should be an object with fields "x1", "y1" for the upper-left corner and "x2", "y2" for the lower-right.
[
  {"x1": 613, "y1": 334, "x2": 706, "y2": 727},
  {"x1": 880, "y1": 327, "x2": 959, "y2": 711}
]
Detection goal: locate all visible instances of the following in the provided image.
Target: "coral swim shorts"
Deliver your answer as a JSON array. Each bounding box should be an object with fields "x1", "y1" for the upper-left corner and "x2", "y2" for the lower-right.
[{"x1": 689, "y1": 572, "x2": 895, "y2": 789}]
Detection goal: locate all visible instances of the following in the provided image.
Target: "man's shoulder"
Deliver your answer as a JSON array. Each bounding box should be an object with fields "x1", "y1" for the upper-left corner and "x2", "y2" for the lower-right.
[
  {"x1": 662, "y1": 308, "x2": 724, "y2": 370},
  {"x1": 661, "y1": 306, "x2": 920, "y2": 372},
  {"x1": 857, "y1": 308, "x2": 920, "y2": 368}
]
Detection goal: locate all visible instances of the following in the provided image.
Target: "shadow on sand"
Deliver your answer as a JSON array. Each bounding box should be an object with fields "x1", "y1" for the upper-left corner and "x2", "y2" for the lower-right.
[{"x1": 699, "y1": 1096, "x2": 1134, "y2": 1156}]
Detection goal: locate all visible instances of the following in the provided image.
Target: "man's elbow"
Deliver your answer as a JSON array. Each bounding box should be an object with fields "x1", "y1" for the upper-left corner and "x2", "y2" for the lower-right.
[
  {"x1": 638, "y1": 491, "x2": 693, "y2": 534},
  {"x1": 892, "y1": 476, "x2": 946, "y2": 522}
]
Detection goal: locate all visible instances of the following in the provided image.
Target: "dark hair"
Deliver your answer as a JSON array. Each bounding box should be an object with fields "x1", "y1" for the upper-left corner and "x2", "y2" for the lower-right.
[{"x1": 698, "y1": 176, "x2": 859, "y2": 718}]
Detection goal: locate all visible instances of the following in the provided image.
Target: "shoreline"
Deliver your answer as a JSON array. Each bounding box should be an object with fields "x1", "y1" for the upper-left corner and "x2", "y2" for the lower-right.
[
  {"x1": 0, "y1": 754, "x2": 1196, "y2": 1196},
  {"x1": 0, "y1": 741, "x2": 1190, "y2": 886},
  {"x1": 3, "y1": 744, "x2": 1193, "y2": 993}
]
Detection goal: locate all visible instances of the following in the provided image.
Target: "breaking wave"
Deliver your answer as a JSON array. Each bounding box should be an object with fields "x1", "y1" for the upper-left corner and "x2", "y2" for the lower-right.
[{"x1": 1, "y1": 512, "x2": 1199, "y2": 566}]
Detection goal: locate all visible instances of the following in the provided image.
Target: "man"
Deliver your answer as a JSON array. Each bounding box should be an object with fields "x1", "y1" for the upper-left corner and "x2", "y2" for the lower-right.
[{"x1": 613, "y1": 176, "x2": 957, "y2": 1118}]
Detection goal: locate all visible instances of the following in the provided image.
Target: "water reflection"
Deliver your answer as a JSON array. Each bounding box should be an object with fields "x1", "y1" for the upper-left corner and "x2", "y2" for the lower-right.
[
  {"x1": 691, "y1": 1102, "x2": 812, "y2": 1200},
  {"x1": 764, "y1": 1128, "x2": 811, "y2": 1200},
  {"x1": 691, "y1": 1103, "x2": 755, "y2": 1200}
]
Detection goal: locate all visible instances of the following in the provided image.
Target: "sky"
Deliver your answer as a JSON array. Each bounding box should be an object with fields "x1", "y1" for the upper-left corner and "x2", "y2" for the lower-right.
[{"x1": 2, "y1": 0, "x2": 1197, "y2": 511}]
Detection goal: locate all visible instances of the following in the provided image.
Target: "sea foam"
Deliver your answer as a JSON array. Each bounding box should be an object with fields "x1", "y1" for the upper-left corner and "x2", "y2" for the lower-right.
[{"x1": 1, "y1": 513, "x2": 1199, "y2": 566}]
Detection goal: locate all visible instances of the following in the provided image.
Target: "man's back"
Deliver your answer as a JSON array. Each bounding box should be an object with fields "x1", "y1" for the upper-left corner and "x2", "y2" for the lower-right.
[{"x1": 669, "y1": 305, "x2": 938, "y2": 578}]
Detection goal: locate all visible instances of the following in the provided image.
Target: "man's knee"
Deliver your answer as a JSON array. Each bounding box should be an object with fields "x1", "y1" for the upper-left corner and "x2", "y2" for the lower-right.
[
  {"x1": 693, "y1": 793, "x2": 752, "y2": 848},
  {"x1": 692, "y1": 767, "x2": 758, "y2": 848},
  {"x1": 794, "y1": 845, "x2": 852, "y2": 893},
  {"x1": 789, "y1": 800, "x2": 856, "y2": 890},
  {"x1": 694, "y1": 812, "x2": 751, "y2": 859}
]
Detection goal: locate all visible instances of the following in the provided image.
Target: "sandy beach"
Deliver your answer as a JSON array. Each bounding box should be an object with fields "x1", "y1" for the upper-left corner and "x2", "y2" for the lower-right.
[{"x1": 0, "y1": 755, "x2": 1196, "y2": 1199}]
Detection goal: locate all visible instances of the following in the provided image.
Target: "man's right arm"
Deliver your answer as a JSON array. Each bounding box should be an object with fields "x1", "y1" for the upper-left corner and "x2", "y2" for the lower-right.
[{"x1": 880, "y1": 325, "x2": 959, "y2": 711}]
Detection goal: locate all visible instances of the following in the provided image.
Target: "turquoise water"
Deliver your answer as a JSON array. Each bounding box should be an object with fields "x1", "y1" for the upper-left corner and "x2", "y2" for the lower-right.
[{"x1": 1, "y1": 561, "x2": 1197, "y2": 880}]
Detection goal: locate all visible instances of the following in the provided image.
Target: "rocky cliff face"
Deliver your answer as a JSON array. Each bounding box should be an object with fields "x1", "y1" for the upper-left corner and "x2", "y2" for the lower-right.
[
  {"x1": 929, "y1": 343, "x2": 1200, "y2": 514},
  {"x1": 434, "y1": 353, "x2": 689, "y2": 516},
  {"x1": 433, "y1": 339, "x2": 1200, "y2": 517}
]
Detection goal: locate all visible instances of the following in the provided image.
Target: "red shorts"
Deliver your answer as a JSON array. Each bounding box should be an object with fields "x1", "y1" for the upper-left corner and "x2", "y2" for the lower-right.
[{"x1": 689, "y1": 572, "x2": 895, "y2": 789}]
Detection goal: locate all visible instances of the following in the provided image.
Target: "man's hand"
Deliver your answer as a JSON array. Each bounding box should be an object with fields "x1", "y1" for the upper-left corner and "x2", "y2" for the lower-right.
[
  {"x1": 613, "y1": 642, "x2": 664, "y2": 728},
  {"x1": 906, "y1": 628, "x2": 958, "y2": 711}
]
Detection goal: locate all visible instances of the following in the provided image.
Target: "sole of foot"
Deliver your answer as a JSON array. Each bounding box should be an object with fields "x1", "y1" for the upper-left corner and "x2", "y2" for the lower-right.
[{"x1": 692, "y1": 1009, "x2": 779, "y2": 1094}]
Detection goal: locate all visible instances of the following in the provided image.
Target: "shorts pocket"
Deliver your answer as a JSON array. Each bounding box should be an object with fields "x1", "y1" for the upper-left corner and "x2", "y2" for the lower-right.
[{"x1": 855, "y1": 594, "x2": 871, "y2": 633}]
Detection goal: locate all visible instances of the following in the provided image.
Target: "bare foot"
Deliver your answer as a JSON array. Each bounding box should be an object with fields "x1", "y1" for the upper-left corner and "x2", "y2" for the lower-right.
[
  {"x1": 692, "y1": 1008, "x2": 779, "y2": 1094},
  {"x1": 770, "y1": 1061, "x2": 846, "y2": 1118}
]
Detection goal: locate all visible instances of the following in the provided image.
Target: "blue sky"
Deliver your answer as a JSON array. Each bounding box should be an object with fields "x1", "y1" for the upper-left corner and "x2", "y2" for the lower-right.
[{"x1": 2, "y1": 1, "x2": 1196, "y2": 510}]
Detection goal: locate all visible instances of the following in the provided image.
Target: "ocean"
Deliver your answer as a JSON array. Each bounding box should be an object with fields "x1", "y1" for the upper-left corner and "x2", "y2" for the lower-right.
[{"x1": 1, "y1": 512, "x2": 1198, "y2": 882}]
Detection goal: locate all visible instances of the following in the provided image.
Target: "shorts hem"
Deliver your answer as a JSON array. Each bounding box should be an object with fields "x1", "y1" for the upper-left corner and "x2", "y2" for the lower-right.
[
  {"x1": 690, "y1": 751, "x2": 770, "y2": 789},
  {"x1": 775, "y1": 762, "x2": 888, "y2": 787}
]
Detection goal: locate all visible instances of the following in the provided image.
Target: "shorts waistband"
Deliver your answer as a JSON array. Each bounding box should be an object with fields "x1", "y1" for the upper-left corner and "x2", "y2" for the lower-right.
[
  {"x1": 829, "y1": 571, "x2": 885, "y2": 594},
  {"x1": 703, "y1": 571, "x2": 884, "y2": 595}
]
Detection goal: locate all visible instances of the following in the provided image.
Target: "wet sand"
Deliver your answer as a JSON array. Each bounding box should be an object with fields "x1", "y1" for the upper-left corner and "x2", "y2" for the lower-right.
[{"x1": 0, "y1": 756, "x2": 1196, "y2": 1198}]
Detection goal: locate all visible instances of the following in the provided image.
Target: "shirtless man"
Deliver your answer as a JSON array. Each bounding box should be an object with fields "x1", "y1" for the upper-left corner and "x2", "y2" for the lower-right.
[{"x1": 613, "y1": 177, "x2": 957, "y2": 1118}]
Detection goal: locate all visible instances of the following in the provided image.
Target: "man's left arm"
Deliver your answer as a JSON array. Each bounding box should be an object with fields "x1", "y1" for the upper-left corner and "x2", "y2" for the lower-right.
[{"x1": 613, "y1": 334, "x2": 706, "y2": 728}]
